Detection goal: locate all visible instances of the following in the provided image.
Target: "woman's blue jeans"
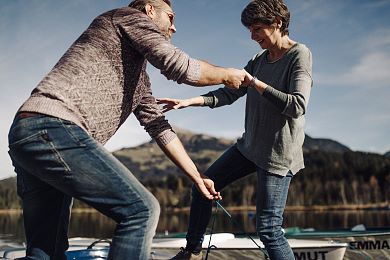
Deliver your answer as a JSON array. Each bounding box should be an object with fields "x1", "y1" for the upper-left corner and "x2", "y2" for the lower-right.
[
  {"x1": 186, "y1": 145, "x2": 294, "y2": 260},
  {"x1": 8, "y1": 114, "x2": 160, "y2": 260}
]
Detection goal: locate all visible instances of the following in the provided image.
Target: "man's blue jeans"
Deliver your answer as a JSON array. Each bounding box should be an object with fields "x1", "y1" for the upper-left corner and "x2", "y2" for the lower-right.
[
  {"x1": 186, "y1": 145, "x2": 294, "y2": 260},
  {"x1": 8, "y1": 114, "x2": 160, "y2": 260}
]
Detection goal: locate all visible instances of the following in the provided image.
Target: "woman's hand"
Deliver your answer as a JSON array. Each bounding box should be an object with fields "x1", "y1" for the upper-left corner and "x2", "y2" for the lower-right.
[
  {"x1": 243, "y1": 70, "x2": 267, "y2": 94},
  {"x1": 157, "y1": 98, "x2": 190, "y2": 113},
  {"x1": 157, "y1": 96, "x2": 206, "y2": 113}
]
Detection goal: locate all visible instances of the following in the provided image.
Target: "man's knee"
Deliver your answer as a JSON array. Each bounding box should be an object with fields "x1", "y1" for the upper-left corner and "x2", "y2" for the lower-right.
[
  {"x1": 147, "y1": 194, "x2": 161, "y2": 221},
  {"x1": 136, "y1": 192, "x2": 160, "y2": 224},
  {"x1": 115, "y1": 191, "x2": 161, "y2": 227}
]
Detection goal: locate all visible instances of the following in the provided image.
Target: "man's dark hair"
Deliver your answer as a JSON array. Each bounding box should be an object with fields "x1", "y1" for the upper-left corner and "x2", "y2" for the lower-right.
[
  {"x1": 129, "y1": 0, "x2": 171, "y2": 13},
  {"x1": 241, "y1": 0, "x2": 290, "y2": 36}
]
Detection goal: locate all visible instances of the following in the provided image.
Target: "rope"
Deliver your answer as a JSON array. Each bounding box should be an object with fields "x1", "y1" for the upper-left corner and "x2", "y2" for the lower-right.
[
  {"x1": 204, "y1": 201, "x2": 218, "y2": 260},
  {"x1": 205, "y1": 200, "x2": 269, "y2": 260},
  {"x1": 87, "y1": 238, "x2": 111, "y2": 249}
]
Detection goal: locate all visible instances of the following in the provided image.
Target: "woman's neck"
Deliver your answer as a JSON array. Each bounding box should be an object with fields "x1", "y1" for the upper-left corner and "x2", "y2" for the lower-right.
[{"x1": 267, "y1": 36, "x2": 296, "y2": 62}]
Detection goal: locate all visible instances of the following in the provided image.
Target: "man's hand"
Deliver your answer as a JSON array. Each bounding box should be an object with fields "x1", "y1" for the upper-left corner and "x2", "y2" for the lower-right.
[
  {"x1": 223, "y1": 68, "x2": 247, "y2": 89},
  {"x1": 194, "y1": 175, "x2": 222, "y2": 200},
  {"x1": 196, "y1": 61, "x2": 247, "y2": 88},
  {"x1": 159, "y1": 137, "x2": 221, "y2": 201},
  {"x1": 243, "y1": 70, "x2": 254, "y2": 86}
]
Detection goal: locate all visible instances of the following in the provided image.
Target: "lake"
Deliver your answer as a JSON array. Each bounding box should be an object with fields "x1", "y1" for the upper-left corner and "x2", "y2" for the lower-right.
[{"x1": 1, "y1": 209, "x2": 389, "y2": 245}]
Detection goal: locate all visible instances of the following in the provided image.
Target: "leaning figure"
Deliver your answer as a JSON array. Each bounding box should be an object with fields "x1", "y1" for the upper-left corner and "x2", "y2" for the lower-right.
[{"x1": 7, "y1": 0, "x2": 249, "y2": 259}]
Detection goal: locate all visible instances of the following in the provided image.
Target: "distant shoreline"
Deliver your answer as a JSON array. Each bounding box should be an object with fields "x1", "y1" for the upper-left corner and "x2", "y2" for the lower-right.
[
  {"x1": 165, "y1": 202, "x2": 390, "y2": 213},
  {"x1": 1, "y1": 202, "x2": 388, "y2": 214}
]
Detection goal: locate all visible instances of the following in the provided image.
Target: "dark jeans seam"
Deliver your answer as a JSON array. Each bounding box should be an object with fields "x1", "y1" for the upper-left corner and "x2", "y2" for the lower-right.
[{"x1": 53, "y1": 194, "x2": 69, "y2": 259}]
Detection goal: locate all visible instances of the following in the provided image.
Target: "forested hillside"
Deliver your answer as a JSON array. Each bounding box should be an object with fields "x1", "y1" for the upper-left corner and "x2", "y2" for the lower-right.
[{"x1": 1, "y1": 130, "x2": 389, "y2": 210}]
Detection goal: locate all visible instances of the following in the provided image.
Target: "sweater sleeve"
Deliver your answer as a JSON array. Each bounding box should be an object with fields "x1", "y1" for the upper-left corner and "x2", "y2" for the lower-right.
[
  {"x1": 263, "y1": 47, "x2": 312, "y2": 118},
  {"x1": 134, "y1": 86, "x2": 177, "y2": 146},
  {"x1": 284, "y1": 48, "x2": 313, "y2": 118},
  {"x1": 201, "y1": 93, "x2": 215, "y2": 107},
  {"x1": 202, "y1": 87, "x2": 247, "y2": 108},
  {"x1": 113, "y1": 8, "x2": 200, "y2": 85}
]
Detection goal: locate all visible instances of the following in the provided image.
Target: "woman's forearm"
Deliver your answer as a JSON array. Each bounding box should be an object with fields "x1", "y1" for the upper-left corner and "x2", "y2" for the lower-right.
[{"x1": 186, "y1": 96, "x2": 205, "y2": 107}]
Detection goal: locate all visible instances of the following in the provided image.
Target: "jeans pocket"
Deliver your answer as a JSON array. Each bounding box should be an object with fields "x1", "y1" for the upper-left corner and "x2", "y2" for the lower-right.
[
  {"x1": 8, "y1": 129, "x2": 48, "y2": 148},
  {"x1": 58, "y1": 119, "x2": 88, "y2": 147},
  {"x1": 9, "y1": 129, "x2": 72, "y2": 177}
]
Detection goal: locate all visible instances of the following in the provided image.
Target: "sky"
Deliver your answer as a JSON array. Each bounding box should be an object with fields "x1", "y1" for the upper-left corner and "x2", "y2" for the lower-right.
[{"x1": 0, "y1": 0, "x2": 389, "y2": 180}]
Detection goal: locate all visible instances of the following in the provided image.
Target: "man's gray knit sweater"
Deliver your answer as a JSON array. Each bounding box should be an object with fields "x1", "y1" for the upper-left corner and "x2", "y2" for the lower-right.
[
  {"x1": 203, "y1": 43, "x2": 313, "y2": 176},
  {"x1": 19, "y1": 7, "x2": 200, "y2": 145}
]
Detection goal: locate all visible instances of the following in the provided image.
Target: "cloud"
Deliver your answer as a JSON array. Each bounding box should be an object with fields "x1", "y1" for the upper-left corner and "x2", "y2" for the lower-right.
[
  {"x1": 366, "y1": 0, "x2": 390, "y2": 8},
  {"x1": 316, "y1": 27, "x2": 390, "y2": 88},
  {"x1": 316, "y1": 50, "x2": 390, "y2": 88},
  {"x1": 345, "y1": 51, "x2": 390, "y2": 86},
  {"x1": 358, "y1": 29, "x2": 390, "y2": 50},
  {"x1": 362, "y1": 113, "x2": 390, "y2": 125},
  {"x1": 291, "y1": 0, "x2": 344, "y2": 25}
]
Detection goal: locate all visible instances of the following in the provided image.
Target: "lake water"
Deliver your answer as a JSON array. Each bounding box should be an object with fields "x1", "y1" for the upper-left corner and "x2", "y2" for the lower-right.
[{"x1": 1, "y1": 209, "x2": 389, "y2": 245}]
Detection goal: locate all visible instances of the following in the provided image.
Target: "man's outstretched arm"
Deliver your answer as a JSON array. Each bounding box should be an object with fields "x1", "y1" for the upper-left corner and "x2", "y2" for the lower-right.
[
  {"x1": 158, "y1": 136, "x2": 221, "y2": 200},
  {"x1": 195, "y1": 60, "x2": 249, "y2": 89}
]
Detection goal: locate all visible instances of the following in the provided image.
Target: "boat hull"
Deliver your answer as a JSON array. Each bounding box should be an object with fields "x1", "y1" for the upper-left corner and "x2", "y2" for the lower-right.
[
  {"x1": 285, "y1": 227, "x2": 390, "y2": 260},
  {"x1": 151, "y1": 248, "x2": 346, "y2": 260},
  {"x1": 151, "y1": 233, "x2": 347, "y2": 260}
]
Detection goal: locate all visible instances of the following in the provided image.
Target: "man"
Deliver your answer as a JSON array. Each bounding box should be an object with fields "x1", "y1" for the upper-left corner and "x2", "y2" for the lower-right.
[{"x1": 7, "y1": 0, "x2": 247, "y2": 259}]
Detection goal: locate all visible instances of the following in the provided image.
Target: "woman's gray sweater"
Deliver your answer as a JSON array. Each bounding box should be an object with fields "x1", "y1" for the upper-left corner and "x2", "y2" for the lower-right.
[{"x1": 203, "y1": 43, "x2": 313, "y2": 176}]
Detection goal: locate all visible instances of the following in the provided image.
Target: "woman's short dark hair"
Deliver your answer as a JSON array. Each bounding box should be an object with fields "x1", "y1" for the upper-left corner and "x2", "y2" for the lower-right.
[
  {"x1": 241, "y1": 0, "x2": 290, "y2": 36},
  {"x1": 128, "y1": 0, "x2": 171, "y2": 13}
]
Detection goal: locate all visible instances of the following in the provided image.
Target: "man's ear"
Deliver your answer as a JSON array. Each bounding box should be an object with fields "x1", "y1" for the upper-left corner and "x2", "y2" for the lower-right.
[
  {"x1": 275, "y1": 17, "x2": 282, "y2": 29},
  {"x1": 145, "y1": 3, "x2": 156, "y2": 19}
]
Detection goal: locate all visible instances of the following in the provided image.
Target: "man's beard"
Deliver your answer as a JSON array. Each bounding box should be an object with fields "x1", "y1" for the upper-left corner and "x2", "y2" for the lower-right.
[{"x1": 154, "y1": 14, "x2": 171, "y2": 40}]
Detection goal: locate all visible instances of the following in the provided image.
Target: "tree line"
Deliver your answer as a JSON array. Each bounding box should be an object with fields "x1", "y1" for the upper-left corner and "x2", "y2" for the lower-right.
[{"x1": 1, "y1": 150, "x2": 389, "y2": 210}]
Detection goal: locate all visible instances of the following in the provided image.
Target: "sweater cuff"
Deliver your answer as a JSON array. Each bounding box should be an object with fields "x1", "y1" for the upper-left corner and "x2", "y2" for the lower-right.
[
  {"x1": 201, "y1": 93, "x2": 215, "y2": 108},
  {"x1": 155, "y1": 128, "x2": 177, "y2": 146},
  {"x1": 183, "y1": 58, "x2": 201, "y2": 84}
]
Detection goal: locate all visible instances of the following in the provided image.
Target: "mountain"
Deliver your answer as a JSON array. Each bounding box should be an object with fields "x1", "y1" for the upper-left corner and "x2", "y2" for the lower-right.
[
  {"x1": 113, "y1": 129, "x2": 234, "y2": 181},
  {"x1": 0, "y1": 177, "x2": 19, "y2": 209},
  {"x1": 303, "y1": 135, "x2": 350, "y2": 153},
  {"x1": 113, "y1": 128, "x2": 351, "y2": 181},
  {"x1": 385, "y1": 151, "x2": 390, "y2": 158}
]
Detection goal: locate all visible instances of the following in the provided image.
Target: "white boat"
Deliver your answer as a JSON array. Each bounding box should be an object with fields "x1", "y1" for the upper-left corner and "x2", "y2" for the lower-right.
[
  {"x1": 152, "y1": 233, "x2": 347, "y2": 260},
  {"x1": 1, "y1": 233, "x2": 347, "y2": 260}
]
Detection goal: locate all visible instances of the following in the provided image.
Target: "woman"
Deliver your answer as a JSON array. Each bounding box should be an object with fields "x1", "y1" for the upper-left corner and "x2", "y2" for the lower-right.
[{"x1": 159, "y1": 0, "x2": 313, "y2": 259}]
